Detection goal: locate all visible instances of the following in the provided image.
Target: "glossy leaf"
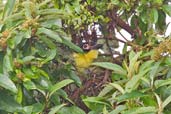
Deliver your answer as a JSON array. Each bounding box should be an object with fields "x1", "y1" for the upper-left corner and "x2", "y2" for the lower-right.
[
  {"x1": 127, "y1": 51, "x2": 142, "y2": 78},
  {"x1": 83, "y1": 97, "x2": 110, "y2": 112},
  {"x1": 109, "y1": 105, "x2": 127, "y2": 114},
  {"x1": 140, "y1": 10, "x2": 148, "y2": 24},
  {"x1": 32, "y1": 103, "x2": 44, "y2": 113},
  {"x1": 122, "y1": 106, "x2": 156, "y2": 114},
  {"x1": 49, "y1": 79, "x2": 74, "y2": 97},
  {"x1": 150, "y1": 61, "x2": 161, "y2": 83},
  {"x1": 2, "y1": 0, "x2": 15, "y2": 20},
  {"x1": 156, "y1": 10, "x2": 166, "y2": 32},
  {"x1": 108, "y1": 83, "x2": 124, "y2": 94},
  {"x1": 83, "y1": 97, "x2": 110, "y2": 106},
  {"x1": 16, "y1": 85, "x2": 23, "y2": 104},
  {"x1": 125, "y1": 69, "x2": 149, "y2": 92},
  {"x1": 23, "y1": 80, "x2": 46, "y2": 96},
  {"x1": 0, "y1": 74, "x2": 17, "y2": 93},
  {"x1": 69, "y1": 71, "x2": 82, "y2": 86},
  {"x1": 39, "y1": 36, "x2": 56, "y2": 49},
  {"x1": 98, "y1": 84, "x2": 114, "y2": 97},
  {"x1": 22, "y1": 56, "x2": 35, "y2": 63},
  {"x1": 62, "y1": 38, "x2": 83, "y2": 53},
  {"x1": 37, "y1": 27, "x2": 62, "y2": 43},
  {"x1": 92, "y1": 62, "x2": 127, "y2": 76},
  {"x1": 154, "y1": 93, "x2": 162, "y2": 110},
  {"x1": 49, "y1": 104, "x2": 66, "y2": 114},
  {"x1": 162, "y1": 5, "x2": 171, "y2": 16},
  {"x1": 150, "y1": 8, "x2": 158, "y2": 24},
  {"x1": 163, "y1": 94, "x2": 171, "y2": 108},
  {"x1": 155, "y1": 79, "x2": 171, "y2": 88},
  {"x1": 0, "y1": 91, "x2": 22, "y2": 112},
  {"x1": 22, "y1": 106, "x2": 33, "y2": 114},
  {"x1": 58, "y1": 106, "x2": 86, "y2": 114},
  {"x1": 41, "y1": 48, "x2": 57, "y2": 64},
  {"x1": 3, "y1": 51, "x2": 13, "y2": 72},
  {"x1": 116, "y1": 91, "x2": 147, "y2": 102}
]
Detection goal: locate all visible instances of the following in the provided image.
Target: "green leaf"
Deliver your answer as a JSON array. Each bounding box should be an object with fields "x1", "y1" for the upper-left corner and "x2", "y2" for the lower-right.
[
  {"x1": 22, "y1": 56, "x2": 35, "y2": 63},
  {"x1": 13, "y1": 32, "x2": 24, "y2": 47},
  {"x1": 154, "y1": 93, "x2": 162, "y2": 110},
  {"x1": 150, "y1": 61, "x2": 161, "y2": 84},
  {"x1": 108, "y1": 83, "x2": 125, "y2": 94},
  {"x1": 38, "y1": 0, "x2": 51, "y2": 8},
  {"x1": 0, "y1": 74, "x2": 18, "y2": 93},
  {"x1": 127, "y1": 51, "x2": 142, "y2": 78},
  {"x1": 140, "y1": 7, "x2": 159, "y2": 25},
  {"x1": 62, "y1": 38, "x2": 83, "y2": 53},
  {"x1": 2, "y1": 0, "x2": 16, "y2": 20},
  {"x1": 41, "y1": 48, "x2": 57, "y2": 64},
  {"x1": 139, "y1": 60, "x2": 154, "y2": 71},
  {"x1": 83, "y1": 97, "x2": 110, "y2": 112},
  {"x1": 0, "y1": 91, "x2": 22, "y2": 112},
  {"x1": 36, "y1": 68, "x2": 49, "y2": 79},
  {"x1": 141, "y1": 95, "x2": 157, "y2": 106},
  {"x1": 58, "y1": 106, "x2": 86, "y2": 114},
  {"x1": 54, "y1": 89, "x2": 74, "y2": 105},
  {"x1": 49, "y1": 104, "x2": 66, "y2": 114},
  {"x1": 103, "y1": 106, "x2": 110, "y2": 114},
  {"x1": 83, "y1": 97, "x2": 110, "y2": 107},
  {"x1": 37, "y1": 76, "x2": 51, "y2": 89},
  {"x1": 138, "y1": 16, "x2": 148, "y2": 34},
  {"x1": 22, "y1": 106, "x2": 33, "y2": 114},
  {"x1": 40, "y1": 18, "x2": 62, "y2": 28},
  {"x1": 69, "y1": 71, "x2": 82, "y2": 86},
  {"x1": 16, "y1": 85, "x2": 23, "y2": 104},
  {"x1": 116, "y1": 90, "x2": 147, "y2": 102},
  {"x1": 109, "y1": 105, "x2": 127, "y2": 114},
  {"x1": 32, "y1": 103, "x2": 44, "y2": 113},
  {"x1": 3, "y1": 49, "x2": 13, "y2": 72},
  {"x1": 23, "y1": 29, "x2": 32, "y2": 38},
  {"x1": 163, "y1": 94, "x2": 171, "y2": 108},
  {"x1": 37, "y1": 27, "x2": 62, "y2": 42},
  {"x1": 150, "y1": 8, "x2": 158, "y2": 24},
  {"x1": 23, "y1": 80, "x2": 46, "y2": 96},
  {"x1": 125, "y1": 69, "x2": 149, "y2": 92},
  {"x1": 39, "y1": 36, "x2": 56, "y2": 49},
  {"x1": 129, "y1": 51, "x2": 136, "y2": 62},
  {"x1": 23, "y1": 80, "x2": 37, "y2": 90},
  {"x1": 111, "y1": 0, "x2": 119, "y2": 5},
  {"x1": 122, "y1": 106, "x2": 156, "y2": 114},
  {"x1": 155, "y1": 79, "x2": 171, "y2": 89},
  {"x1": 162, "y1": 5, "x2": 171, "y2": 16},
  {"x1": 140, "y1": 10, "x2": 148, "y2": 24},
  {"x1": 98, "y1": 85, "x2": 114, "y2": 97},
  {"x1": 38, "y1": 8, "x2": 70, "y2": 17},
  {"x1": 156, "y1": 10, "x2": 166, "y2": 32},
  {"x1": 0, "y1": 23, "x2": 4, "y2": 31},
  {"x1": 49, "y1": 79, "x2": 74, "y2": 97},
  {"x1": 164, "y1": 57, "x2": 171, "y2": 66},
  {"x1": 22, "y1": 1, "x2": 34, "y2": 18},
  {"x1": 92, "y1": 62, "x2": 127, "y2": 76}
]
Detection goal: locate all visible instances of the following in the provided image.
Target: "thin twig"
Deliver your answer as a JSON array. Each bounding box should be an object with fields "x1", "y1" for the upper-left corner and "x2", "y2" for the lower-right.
[
  {"x1": 105, "y1": 37, "x2": 115, "y2": 61},
  {"x1": 116, "y1": 27, "x2": 129, "y2": 42}
]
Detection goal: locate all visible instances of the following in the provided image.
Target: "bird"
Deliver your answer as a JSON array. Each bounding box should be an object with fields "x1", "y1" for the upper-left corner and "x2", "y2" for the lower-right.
[{"x1": 73, "y1": 50, "x2": 98, "y2": 71}]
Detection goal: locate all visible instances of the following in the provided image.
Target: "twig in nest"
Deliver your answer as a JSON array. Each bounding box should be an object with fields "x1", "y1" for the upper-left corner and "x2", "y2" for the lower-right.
[
  {"x1": 95, "y1": 70, "x2": 110, "y2": 88},
  {"x1": 102, "y1": 70, "x2": 110, "y2": 83}
]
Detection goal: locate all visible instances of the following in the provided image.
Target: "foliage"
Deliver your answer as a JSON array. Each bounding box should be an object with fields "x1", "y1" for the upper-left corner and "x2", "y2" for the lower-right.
[{"x1": 0, "y1": 0, "x2": 171, "y2": 114}]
